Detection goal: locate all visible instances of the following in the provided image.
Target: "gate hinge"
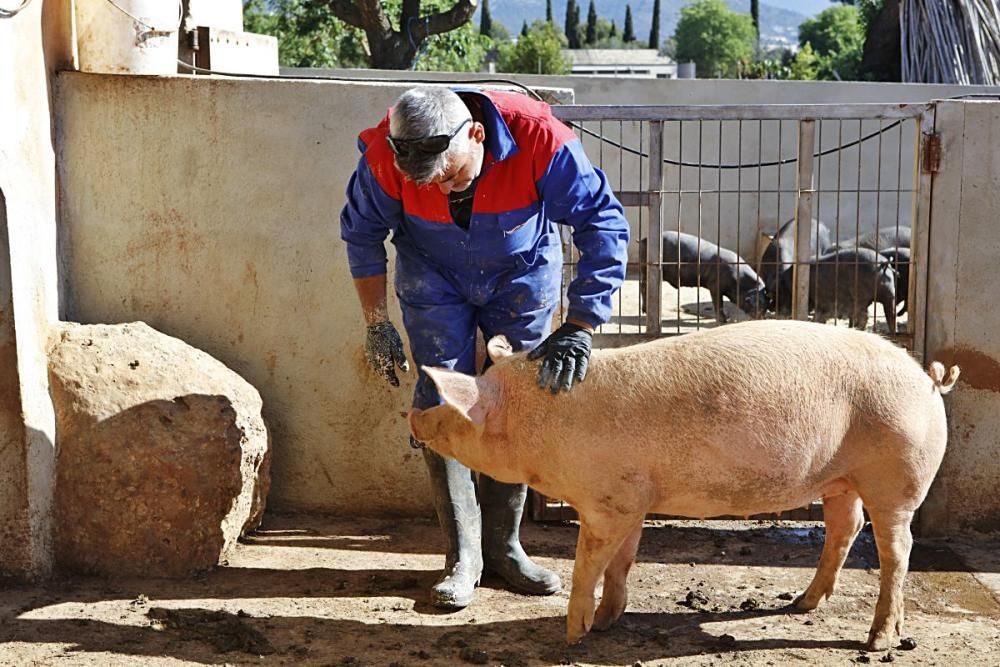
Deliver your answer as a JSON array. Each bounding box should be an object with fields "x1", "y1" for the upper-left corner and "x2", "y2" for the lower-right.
[{"x1": 922, "y1": 132, "x2": 941, "y2": 174}]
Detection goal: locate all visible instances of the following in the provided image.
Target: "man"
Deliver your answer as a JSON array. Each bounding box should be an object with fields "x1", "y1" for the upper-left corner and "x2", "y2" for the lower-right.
[{"x1": 340, "y1": 86, "x2": 629, "y2": 608}]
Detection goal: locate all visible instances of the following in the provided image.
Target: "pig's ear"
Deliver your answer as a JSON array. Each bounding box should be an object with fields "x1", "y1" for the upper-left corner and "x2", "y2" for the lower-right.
[
  {"x1": 408, "y1": 404, "x2": 475, "y2": 447},
  {"x1": 422, "y1": 366, "x2": 494, "y2": 426},
  {"x1": 486, "y1": 335, "x2": 514, "y2": 363}
]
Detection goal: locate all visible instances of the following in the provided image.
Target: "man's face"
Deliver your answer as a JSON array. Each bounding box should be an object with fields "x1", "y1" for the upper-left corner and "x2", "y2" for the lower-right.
[{"x1": 432, "y1": 123, "x2": 485, "y2": 194}]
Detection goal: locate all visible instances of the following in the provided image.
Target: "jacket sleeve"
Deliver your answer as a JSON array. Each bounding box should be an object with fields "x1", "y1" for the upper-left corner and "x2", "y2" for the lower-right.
[
  {"x1": 538, "y1": 138, "x2": 630, "y2": 329},
  {"x1": 339, "y1": 153, "x2": 403, "y2": 279}
]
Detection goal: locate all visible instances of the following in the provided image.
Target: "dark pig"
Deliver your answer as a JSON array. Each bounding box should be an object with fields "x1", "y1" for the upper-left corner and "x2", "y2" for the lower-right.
[
  {"x1": 759, "y1": 217, "x2": 835, "y2": 300},
  {"x1": 638, "y1": 231, "x2": 767, "y2": 324},
  {"x1": 774, "y1": 247, "x2": 898, "y2": 333},
  {"x1": 838, "y1": 225, "x2": 911, "y2": 253},
  {"x1": 880, "y1": 247, "x2": 910, "y2": 315}
]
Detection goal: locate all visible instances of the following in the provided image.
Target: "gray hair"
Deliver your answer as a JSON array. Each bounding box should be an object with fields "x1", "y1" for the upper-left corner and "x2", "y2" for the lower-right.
[{"x1": 389, "y1": 87, "x2": 472, "y2": 184}]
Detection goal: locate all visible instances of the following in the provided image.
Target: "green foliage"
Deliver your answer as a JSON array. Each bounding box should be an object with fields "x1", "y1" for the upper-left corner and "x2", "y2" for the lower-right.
[
  {"x1": 480, "y1": 0, "x2": 493, "y2": 37},
  {"x1": 649, "y1": 0, "x2": 661, "y2": 49},
  {"x1": 798, "y1": 4, "x2": 864, "y2": 80},
  {"x1": 243, "y1": 0, "x2": 367, "y2": 68},
  {"x1": 673, "y1": 0, "x2": 755, "y2": 78},
  {"x1": 586, "y1": 0, "x2": 598, "y2": 46},
  {"x1": 243, "y1": 0, "x2": 490, "y2": 72},
  {"x1": 521, "y1": 20, "x2": 529, "y2": 37},
  {"x1": 565, "y1": 0, "x2": 582, "y2": 49},
  {"x1": 623, "y1": 4, "x2": 635, "y2": 43},
  {"x1": 788, "y1": 42, "x2": 820, "y2": 80},
  {"x1": 499, "y1": 20, "x2": 569, "y2": 74},
  {"x1": 799, "y1": 5, "x2": 862, "y2": 56}
]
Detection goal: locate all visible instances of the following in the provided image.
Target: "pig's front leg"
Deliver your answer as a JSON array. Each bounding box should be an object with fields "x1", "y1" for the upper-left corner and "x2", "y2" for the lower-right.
[
  {"x1": 592, "y1": 520, "x2": 645, "y2": 631},
  {"x1": 566, "y1": 513, "x2": 645, "y2": 644}
]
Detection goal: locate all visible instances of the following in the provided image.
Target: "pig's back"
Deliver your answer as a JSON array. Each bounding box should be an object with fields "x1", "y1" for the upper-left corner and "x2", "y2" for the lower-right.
[{"x1": 502, "y1": 320, "x2": 938, "y2": 517}]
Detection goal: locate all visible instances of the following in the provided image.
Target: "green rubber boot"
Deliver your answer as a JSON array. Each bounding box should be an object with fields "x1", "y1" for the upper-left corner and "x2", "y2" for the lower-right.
[
  {"x1": 479, "y1": 475, "x2": 561, "y2": 596},
  {"x1": 422, "y1": 448, "x2": 483, "y2": 609}
]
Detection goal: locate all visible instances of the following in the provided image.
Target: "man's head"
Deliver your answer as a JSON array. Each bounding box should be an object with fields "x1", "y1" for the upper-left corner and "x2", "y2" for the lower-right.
[{"x1": 388, "y1": 87, "x2": 486, "y2": 193}]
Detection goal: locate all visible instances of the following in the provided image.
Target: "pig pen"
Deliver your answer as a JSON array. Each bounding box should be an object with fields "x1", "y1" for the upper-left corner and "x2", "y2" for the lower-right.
[{"x1": 1, "y1": 513, "x2": 998, "y2": 665}]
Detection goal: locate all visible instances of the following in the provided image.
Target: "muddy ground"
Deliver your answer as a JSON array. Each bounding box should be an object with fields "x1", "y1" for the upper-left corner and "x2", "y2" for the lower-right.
[{"x1": 1, "y1": 514, "x2": 998, "y2": 666}]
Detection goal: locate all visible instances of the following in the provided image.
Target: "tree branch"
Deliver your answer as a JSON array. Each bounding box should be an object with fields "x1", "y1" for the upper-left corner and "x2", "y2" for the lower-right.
[
  {"x1": 324, "y1": 0, "x2": 392, "y2": 33},
  {"x1": 410, "y1": 0, "x2": 479, "y2": 40}
]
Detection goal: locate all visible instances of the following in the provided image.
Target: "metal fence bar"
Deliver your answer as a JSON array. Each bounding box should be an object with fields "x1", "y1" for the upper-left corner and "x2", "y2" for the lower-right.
[
  {"x1": 793, "y1": 119, "x2": 817, "y2": 321},
  {"x1": 554, "y1": 104, "x2": 929, "y2": 122},
  {"x1": 912, "y1": 107, "x2": 936, "y2": 363},
  {"x1": 645, "y1": 121, "x2": 664, "y2": 334}
]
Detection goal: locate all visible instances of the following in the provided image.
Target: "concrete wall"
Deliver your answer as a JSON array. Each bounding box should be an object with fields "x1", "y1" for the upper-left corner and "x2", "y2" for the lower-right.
[
  {"x1": 0, "y1": 0, "x2": 75, "y2": 578},
  {"x1": 57, "y1": 74, "x2": 441, "y2": 515},
  {"x1": 57, "y1": 71, "x2": 1000, "y2": 527},
  {"x1": 921, "y1": 100, "x2": 1000, "y2": 535}
]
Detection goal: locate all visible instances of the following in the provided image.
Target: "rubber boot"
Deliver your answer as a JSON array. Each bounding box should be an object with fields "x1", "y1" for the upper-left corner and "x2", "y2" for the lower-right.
[
  {"x1": 422, "y1": 448, "x2": 483, "y2": 609},
  {"x1": 479, "y1": 475, "x2": 561, "y2": 595}
]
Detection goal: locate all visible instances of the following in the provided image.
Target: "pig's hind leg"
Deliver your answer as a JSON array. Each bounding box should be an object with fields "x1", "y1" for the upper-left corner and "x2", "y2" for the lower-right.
[
  {"x1": 795, "y1": 489, "x2": 864, "y2": 611},
  {"x1": 566, "y1": 513, "x2": 646, "y2": 644},
  {"x1": 865, "y1": 507, "x2": 915, "y2": 651},
  {"x1": 592, "y1": 520, "x2": 645, "y2": 632}
]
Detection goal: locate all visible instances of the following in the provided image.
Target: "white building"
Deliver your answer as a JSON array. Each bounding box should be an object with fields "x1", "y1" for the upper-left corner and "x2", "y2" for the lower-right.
[{"x1": 561, "y1": 49, "x2": 678, "y2": 79}]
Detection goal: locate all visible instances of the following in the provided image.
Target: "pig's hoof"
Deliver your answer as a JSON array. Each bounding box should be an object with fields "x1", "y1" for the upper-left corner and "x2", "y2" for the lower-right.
[
  {"x1": 591, "y1": 607, "x2": 622, "y2": 632},
  {"x1": 866, "y1": 630, "x2": 895, "y2": 652},
  {"x1": 566, "y1": 611, "x2": 593, "y2": 644},
  {"x1": 793, "y1": 591, "x2": 821, "y2": 611}
]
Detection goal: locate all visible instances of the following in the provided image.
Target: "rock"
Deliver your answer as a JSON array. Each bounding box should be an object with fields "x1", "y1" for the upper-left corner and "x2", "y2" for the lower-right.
[
  {"x1": 678, "y1": 590, "x2": 710, "y2": 608},
  {"x1": 777, "y1": 592, "x2": 795, "y2": 600},
  {"x1": 49, "y1": 322, "x2": 270, "y2": 577},
  {"x1": 740, "y1": 598, "x2": 761, "y2": 611},
  {"x1": 899, "y1": 637, "x2": 918, "y2": 650}
]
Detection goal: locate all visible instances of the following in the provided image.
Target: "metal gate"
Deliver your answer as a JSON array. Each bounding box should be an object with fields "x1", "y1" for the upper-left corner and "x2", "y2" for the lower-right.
[{"x1": 529, "y1": 102, "x2": 937, "y2": 522}]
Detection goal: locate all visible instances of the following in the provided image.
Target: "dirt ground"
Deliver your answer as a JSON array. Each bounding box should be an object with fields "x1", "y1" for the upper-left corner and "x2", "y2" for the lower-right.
[{"x1": 2, "y1": 514, "x2": 998, "y2": 667}]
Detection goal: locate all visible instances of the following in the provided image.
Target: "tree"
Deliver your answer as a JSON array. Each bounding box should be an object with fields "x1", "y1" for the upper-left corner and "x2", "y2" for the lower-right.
[
  {"x1": 521, "y1": 20, "x2": 529, "y2": 37},
  {"x1": 609, "y1": 20, "x2": 617, "y2": 39},
  {"x1": 789, "y1": 42, "x2": 820, "y2": 80},
  {"x1": 480, "y1": 0, "x2": 492, "y2": 37},
  {"x1": 546, "y1": 0, "x2": 553, "y2": 24},
  {"x1": 673, "y1": 0, "x2": 755, "y2": 78},
  {"x1": 586, "y1": 0, "x2": 598, "y2": 46},
  {"x1": 565, "y1": 0, "x2": 582, "y2": 49},
  {"x1": 499, "y1": 20, "x2": 569, "y2": 74},
  {"x1": 244, "y1": 0, "x2": 367, "y2": 68},
  {"x1": 799, "y1": 4, "x2": 864, "y2": 79},
  {"x1": 750, "y1": 0, "x2": 760, "y2": 52},
  {"x1": 648, "y1": 0, "x2": 660, "y2": 50},
  {"x1": 322, "y1": 0, "x2": 479, "y2": 70},
  {"x1": 623, "y1": 4, "x2": 635, "y2": 43},
  {"x1": 799, "y1": 5, "x2": 862, "y2": 57}
]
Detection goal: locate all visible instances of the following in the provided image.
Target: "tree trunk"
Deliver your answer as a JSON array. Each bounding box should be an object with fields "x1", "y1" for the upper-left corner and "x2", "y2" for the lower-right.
[{"x1": 325, "y1": 0, "x2": 478, "y2": 70}]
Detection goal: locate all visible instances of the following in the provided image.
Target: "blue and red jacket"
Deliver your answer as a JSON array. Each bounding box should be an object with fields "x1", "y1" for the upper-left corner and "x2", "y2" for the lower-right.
[{"x1": 339, "y1": 89, "x2": 629, "y2": 329}]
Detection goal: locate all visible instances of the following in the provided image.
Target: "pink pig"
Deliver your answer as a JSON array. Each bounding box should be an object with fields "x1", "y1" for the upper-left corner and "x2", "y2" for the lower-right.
[{"x1": 408, "y1": 319, "x2": 959, "y2": 651}]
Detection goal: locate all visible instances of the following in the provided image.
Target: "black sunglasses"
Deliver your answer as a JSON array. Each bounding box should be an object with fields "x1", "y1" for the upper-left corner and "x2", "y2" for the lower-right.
[{"x1": 386, "y1": 118, "x2": 473, "y2": 158}]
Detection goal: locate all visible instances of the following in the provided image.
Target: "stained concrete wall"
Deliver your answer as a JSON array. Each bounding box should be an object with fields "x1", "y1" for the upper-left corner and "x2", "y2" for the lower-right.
[
  {"x1": 921, "y1": 100, "x2": 1000, "y2": 535},
  {"x1": 0, "y1": 0, "x2": 75, "y2": 577},
  {"x1": 57, "y1": 74, "x2": 443, "y2": 515},
  {"x1": 56, "y1": 72, "x2": 1000, "y2": 527}
]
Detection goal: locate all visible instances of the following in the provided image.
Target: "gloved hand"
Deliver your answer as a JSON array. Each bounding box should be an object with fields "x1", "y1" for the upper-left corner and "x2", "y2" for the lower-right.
[
  {"x1": 527, "y1": 322, "x2": 593, "y2": 395},
  {"x1": 365, "y1": 321, "x2": 410, "y2": 387}
]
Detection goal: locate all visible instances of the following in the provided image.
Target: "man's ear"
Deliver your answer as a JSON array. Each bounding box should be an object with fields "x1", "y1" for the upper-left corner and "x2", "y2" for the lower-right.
[{"x1": 471, "y1": 120, "x2": 486, "y2": 144}]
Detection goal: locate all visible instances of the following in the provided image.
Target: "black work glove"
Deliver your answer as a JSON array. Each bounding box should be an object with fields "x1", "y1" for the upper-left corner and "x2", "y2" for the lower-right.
[
  {"x1": 527, "y1": 322, "x2": 593, "y2": 395},
  {"x1": 365, "y1": 321, "x2": 409, "y2": 387}
]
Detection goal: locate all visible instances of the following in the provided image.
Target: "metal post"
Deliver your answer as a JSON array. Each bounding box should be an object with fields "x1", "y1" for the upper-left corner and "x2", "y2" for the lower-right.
[
  {"x1": 645, "y1": 121, "x2": 664, "y2": 333},
  {"x1": 793, "y1": 119, "x2": 816, "y2": 321},
  {"x1": 912, "y1": 105, "x2": 937, "y2": 363}
]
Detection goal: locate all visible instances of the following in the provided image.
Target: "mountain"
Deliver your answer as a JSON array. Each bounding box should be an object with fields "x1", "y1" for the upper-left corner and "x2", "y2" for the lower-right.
[{"x1": 481, "y1": 0, "x2": 816, "y2": 50}]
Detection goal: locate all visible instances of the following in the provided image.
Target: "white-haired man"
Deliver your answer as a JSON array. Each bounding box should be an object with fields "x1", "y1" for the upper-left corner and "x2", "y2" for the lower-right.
[{"x1": 340, "y1": 86, "x2": 629, "y2": 609}]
